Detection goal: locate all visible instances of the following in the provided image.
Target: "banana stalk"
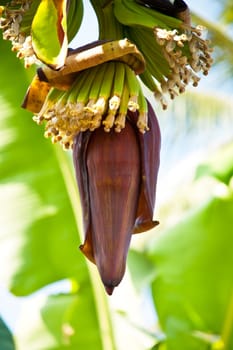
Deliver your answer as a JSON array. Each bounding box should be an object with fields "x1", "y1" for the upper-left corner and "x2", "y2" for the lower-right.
[{"x1": 90, "y1": 0, "x2": 123, "y2": 40}]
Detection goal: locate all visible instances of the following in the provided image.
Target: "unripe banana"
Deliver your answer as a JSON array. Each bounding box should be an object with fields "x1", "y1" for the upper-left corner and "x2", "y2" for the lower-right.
[
  {"x1": 127, "y1": 27, "x2": 166, "y2": 84},
  {"x1": 114, "y1": 0, "x2": 181, "y2": 29},
  {"x1": 103, "y1": 62, "x2": 126, "y2": 131},
  {"x1": 66, "y1": 72, "x2": 88, "y2": 106},
  {"x1": 137, "y1": 89, "x2": 149, "y2": 133},
  {"x1": 84, "y1": 64, "x2": 108, "y2": 130},
  {"x1": 93, "y1": 62, "x2": 116, "y2": 116},
  {"x1": 67, "y1": 0, "x2": 84, "y2": 43},
  {"x1": 139, "y1": 70, "x2": 161, "y2": 95},
  {"x1": 73, "y1": 68, "x2": 100, "y2": 131},
  {"x1": 86, "y1": 64, "x2": 108, "y2": 104},
  {"x1": 110, "y1": 62, "x2": 126, "y2": 99},
  {"x1": 114, "y1": 83, "x2": 129, "y2": 133},
  {"x1": 125, "y1": 65, "x2": 140, "y2": 112}
]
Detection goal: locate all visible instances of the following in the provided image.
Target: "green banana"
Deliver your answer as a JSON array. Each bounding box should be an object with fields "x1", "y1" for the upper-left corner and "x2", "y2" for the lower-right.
[
  {"x1": 130, "y1": 27, "x2": 171, "y2": 76},
  {"x1": 114, "y1": 0, "x2": 181, "y2": 29},
  {"x1": 103, "y1": 62, "x2": 126, "y2": 131},
  {"x1": 62, "y1": 72, "x2": 87, "y2": 124},
  {"x1": 85, "y1": 64, "x2": 108, "y2": 131},
  {"x1": 125, "y1": 23, "x2": 213, "y2": 107},
  {"x1": 75, "y1": 68, "x2": 98, "y2": 108},
  {"x1": 110, "y1": 62, "x2": 126, "y2": 99},
  {"x1": 93, "y1": 61, "x2": 116, "y2": 116},
  {"x1": 38, "y1": 87, "x2": 64, "y2": 119},
  {"x1": 126, "y1": 27, "x2": 168, "y2": 85},
  {"x1": 137, "y1": 88, "x2": 149, "y2": 133},
  {"x1": 125, "y1": 64, "x2": 140, "y2": 112},
  {"x1": 66, "y1": 71, "x2": 88, "y2": 107},
  {"x1": 114, "y1": 83, "x2": 129, "y2": 133},
  {"x1": 67, "y1": 0, "x2": 84, "y2": 43},
  {"x1": 74, "y1": 67, "x2": 101, "y2": 131},
  {"x1": 139, "y1": 70, "x2": 161, "y2": 95},
  {"x1": 86, "y1": 63, "x2": 108, "y2": 106}
]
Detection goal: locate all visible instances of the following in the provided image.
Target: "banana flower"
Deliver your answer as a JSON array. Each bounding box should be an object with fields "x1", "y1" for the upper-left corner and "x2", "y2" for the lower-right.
[{"x1": 73, "y1": 101, "x2": 161, "y2": 294}]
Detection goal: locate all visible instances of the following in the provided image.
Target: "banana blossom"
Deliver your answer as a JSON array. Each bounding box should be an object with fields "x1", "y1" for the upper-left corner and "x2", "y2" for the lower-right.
[{"x1": 73, "y1": 101, "x2": 160, "y2": 295}]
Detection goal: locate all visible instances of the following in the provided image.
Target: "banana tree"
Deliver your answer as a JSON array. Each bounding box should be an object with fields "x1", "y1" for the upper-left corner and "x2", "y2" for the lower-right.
[{"x1": 0, "y1": 0, "x2": 232, "y2": 349}]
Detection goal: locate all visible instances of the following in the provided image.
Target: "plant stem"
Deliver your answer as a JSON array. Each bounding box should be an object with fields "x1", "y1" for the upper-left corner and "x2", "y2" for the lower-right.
[{"x1": 90, "y1": 0, "x2": 124, "y2": 40}]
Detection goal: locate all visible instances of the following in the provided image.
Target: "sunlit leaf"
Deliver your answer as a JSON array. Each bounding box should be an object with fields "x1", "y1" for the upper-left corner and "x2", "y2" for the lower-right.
[
  {"x1": 14, "y1": 292, "x2": 103, "y2": 349},
  {"x1": 0, "y1": 37, "x2": 83, "y2": 296},
  {"x1": 222, "y1": 3, "x2": 233, "y2": 24},
  {"x1": 149, "y1": 193, "x2": 233, "y2": 350},
  {"x1": 196, "y1": 142, "x2": 233, "y2": 185},
  {"x1": 128, "y1": 249, "x2": 156, "y2": 291},
  {"x1": 150, "y1": 342, "x2": 167, "y2": 350},
  {"x1": 31, "y1": 0, "x2": 68, "y2": 68}
]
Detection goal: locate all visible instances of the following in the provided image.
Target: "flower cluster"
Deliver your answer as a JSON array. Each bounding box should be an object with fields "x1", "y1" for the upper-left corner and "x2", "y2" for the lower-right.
[
  {"x1": 153, "y1": 25, "x2": 213, "y2": 109},
  {"x1": 33, "y1": 61, "x2": 149, "y2": 150},
  {"x1": 0, "y1": 0, "x2": 38, "y2": 67}
]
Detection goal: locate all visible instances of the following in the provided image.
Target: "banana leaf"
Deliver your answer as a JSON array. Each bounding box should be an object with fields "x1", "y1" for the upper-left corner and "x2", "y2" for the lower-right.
[
  {"x1": 148, "y1": 192, "x2": 233, "y2": 350},
  {"x1": 31, "y1": 0, "x2": 68, "y2": 68}
]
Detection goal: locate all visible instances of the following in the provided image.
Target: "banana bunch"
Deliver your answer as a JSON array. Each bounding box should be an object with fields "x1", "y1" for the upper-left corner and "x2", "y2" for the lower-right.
[
  {"x1": 113, "y1": 0, "x2": 214, "y2": 109},
  {"x1": 33, "y1": 61, "x2": 148, "y2": 149},
  {"x1": 0, "y1": 0, "x2": 83, "y2": 67},
  {"x1": 89, "y1": 0, "x2": 213, "y2": 109}
]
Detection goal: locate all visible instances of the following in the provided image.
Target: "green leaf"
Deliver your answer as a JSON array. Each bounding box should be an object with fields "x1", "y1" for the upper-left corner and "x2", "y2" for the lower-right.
[
  {"x1": 0, "y1": 0, "x2": 10, "y2": 5},
  {"x1": 14, "y1": 292, "x2": 103, "y2": 349},
  {"x1": 128, "y1": 249, "x2": 157, "y2": 291},
  {"x1": 0, "y1": 317, "x2": 15, "y2": 350},
  {"x1": 149, "y1": 193, "x2": 233, "y2": 350},
  {"x1": 148, "y1": 340, "x2": 167, "y2": 350},
  {"x1": 31, "y1": 0, "x2": 68, "y2": 68},
  {"x1": 0, "y1": 34, "x2": 82, "y2": 292},
  {"x1": 195, "y1": 142, "x2": 233, "y2": 185},
  {"x1": 0, "y1": 37, "x2": 85, "y2": 294}
]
